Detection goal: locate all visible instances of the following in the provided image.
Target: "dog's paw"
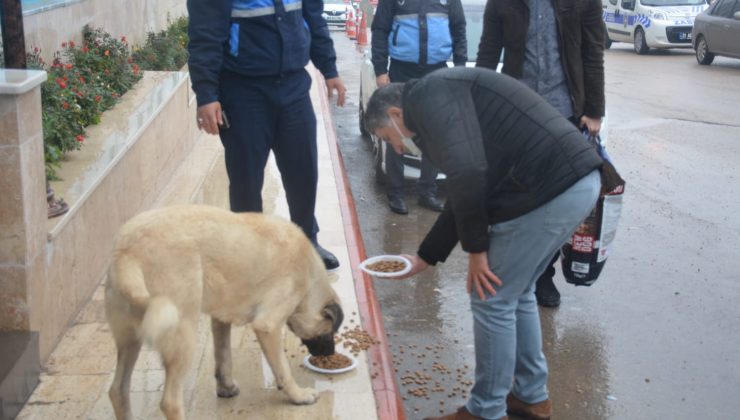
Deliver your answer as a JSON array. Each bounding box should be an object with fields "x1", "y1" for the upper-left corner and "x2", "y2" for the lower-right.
[
  {"x1": 289, "y1": 387, "x2": 320, "y2": 405},
  {"x1": 217, "y1": 382, "x2": 240, "y2": 398}
]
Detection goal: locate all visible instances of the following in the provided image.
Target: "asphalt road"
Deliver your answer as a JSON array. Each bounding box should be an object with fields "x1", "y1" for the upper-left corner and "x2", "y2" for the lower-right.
[{"x1": 328, "y1": 30, "x2": 740, "y2": 420}]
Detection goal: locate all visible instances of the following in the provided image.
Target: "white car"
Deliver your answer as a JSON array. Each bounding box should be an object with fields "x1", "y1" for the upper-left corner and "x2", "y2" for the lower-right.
[
  {"x1": 359, "y1": 0, "x2": 609, "y2": 183},
  {"x1": 322, "y1": 0, "x2": 349, "y2": 28},
  {"x1": 358, "y1": 0, "x2": 487, "y2": 183},
  {"x1": 602, "y1": 0, "x2": 710, "y2": 54}
]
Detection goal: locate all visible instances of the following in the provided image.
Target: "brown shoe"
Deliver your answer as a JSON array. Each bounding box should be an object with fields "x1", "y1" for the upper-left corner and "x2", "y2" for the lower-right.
[
  {"x1": 423, "y1": 405, "x2": 508, "y2": 420},
  {"x1": 506, "y1": 394, "x2": 551, "y2": 420}
]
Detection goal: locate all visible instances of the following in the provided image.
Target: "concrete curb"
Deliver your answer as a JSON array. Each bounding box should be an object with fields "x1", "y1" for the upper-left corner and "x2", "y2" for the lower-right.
[{"x1": 314, "y1": 71, "x2": 406, "y2": 420}]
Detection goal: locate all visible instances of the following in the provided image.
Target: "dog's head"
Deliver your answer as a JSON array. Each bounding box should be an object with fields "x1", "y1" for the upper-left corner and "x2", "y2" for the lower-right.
[{"x1": 287, "y1": 287, "x2": 343, "y2": 357}]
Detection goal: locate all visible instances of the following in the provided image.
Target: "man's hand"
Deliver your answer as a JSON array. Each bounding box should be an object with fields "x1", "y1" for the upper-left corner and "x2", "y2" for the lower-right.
[
  {"x1": 467, "y1": 251, "x2": 502, "y2": 300},
  {"x1": 376, "y1": 74, "x2": 390, "y2": 87},
  {"x1": 393, "y1": 254, "x2": 429, "y2": 279},
  {"x1": 580, "y1": 115, "x2": 602, "y2": 136},
  {"x1": 326, "y1": 77, "x2": 346, "y2": 107},
  {"x1": 197, "y1": 102, "x2": 224, "y2": 135}
]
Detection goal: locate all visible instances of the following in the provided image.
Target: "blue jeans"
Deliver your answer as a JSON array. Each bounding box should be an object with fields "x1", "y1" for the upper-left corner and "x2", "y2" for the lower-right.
[{"x1": 466, "y1": 170, "x2": 600, "y2": 419}]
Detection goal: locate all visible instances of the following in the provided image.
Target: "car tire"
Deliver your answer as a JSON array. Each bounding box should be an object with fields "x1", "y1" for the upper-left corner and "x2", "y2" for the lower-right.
[
  {"x1": 373, "y1": 136, "x2": 386, "y2": 185},
  {"x1": 634, "y1": 27, "x2": 650, "y2": 55},
  {"x1": 695, "y1": 35, "x2": 715, "y2": 65},
  {"x1": 359, "y1": 88, "x2": 370, "y2": 138}
]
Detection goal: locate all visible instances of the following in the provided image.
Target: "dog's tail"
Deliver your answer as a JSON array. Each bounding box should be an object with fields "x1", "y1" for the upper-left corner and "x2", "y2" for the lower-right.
[{"x1": 109, "y1": 253, "x2": 179, "y2": 345}]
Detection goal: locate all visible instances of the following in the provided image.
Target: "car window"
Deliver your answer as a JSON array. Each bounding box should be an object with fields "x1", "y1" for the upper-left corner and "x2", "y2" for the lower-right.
[
  {"x1": 609, "y1": 0, "x2": 618, "y2": 5},
  {"x1": 712, "y1": 0, "x2": 735, "y2": 16}
]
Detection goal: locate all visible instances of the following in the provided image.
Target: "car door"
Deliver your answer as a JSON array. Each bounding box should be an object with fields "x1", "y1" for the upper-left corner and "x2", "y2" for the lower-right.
[
  {"x1": 619, "y1": 0, "x2": 638, "y2": 40},
  {"x1": 706, "y1": 0, "x2": 736, "y2": 54},
  {"x1": 728, "y1": 0, "x2": 740, "y2": 57}
]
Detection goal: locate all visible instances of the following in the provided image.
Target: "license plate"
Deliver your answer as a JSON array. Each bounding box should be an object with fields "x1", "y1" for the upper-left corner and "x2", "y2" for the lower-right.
[{"x1": 679, "y1": 32, "x2": 691, "y2": 40}]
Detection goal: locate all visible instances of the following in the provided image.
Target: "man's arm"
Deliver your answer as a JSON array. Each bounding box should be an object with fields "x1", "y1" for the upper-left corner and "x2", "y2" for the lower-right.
[
  {"x1": 475, "y1": 0, "x2": 503, "y2": 69},
  {"x1": 417, "y1": 205, "x2": 460, "y2": 265},
  {"x1": 409, "y1": 79, "x2": 489, "y2": 262},
  {"x1": 581, "y1": 0, "x2": 606, "y2": 118},
  {"x1": 187, "y1": 0, "x2": 232, "y2": 107},
  {"x1": 371, "y1": 0, "x2": 395, "y2": 77},
  {"x1": 304, "y1": 0, "x2": 339, "y2": 79},
  {"x1": 449, "y1": 0, "x2": 468, "y2": 66}
]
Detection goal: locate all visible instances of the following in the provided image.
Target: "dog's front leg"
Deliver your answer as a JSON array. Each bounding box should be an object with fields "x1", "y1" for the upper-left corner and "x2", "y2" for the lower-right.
[
  {"x1": 211, "y1": 318, "x2": 240, "y2": 398},
  {"x1": 254, "y1": 329, "x2": 319, "y2": 405}
]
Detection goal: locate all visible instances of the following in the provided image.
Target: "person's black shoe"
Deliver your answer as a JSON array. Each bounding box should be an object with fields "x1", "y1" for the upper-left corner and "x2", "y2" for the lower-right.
[
  {"x1": 535, "y1": 276, "x2": 561, "y2": 307},
  {"x1": 418, "y1": 195, "x2": 445, "y2": 212},
  {"x1": 314, "y1": 243, "x2": 340, "y2": 271},
  {"x1": 388, "y1": 196, "x2": 408, "y2": 214}
]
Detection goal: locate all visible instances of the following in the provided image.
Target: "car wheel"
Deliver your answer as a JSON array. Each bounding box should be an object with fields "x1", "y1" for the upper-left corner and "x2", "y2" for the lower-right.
[
  {"x1": 359, "y1": 88, "x2": 370, "y2": 138},
  {"x1": 373, "y1": 136, "x2": 386, "y2": 185},
  {"x1": 634, "y1": 27, "x2": 650, "y2": 55},
  {"x1": 695, "y1": 35, "x2": 715, "y2": 65}
]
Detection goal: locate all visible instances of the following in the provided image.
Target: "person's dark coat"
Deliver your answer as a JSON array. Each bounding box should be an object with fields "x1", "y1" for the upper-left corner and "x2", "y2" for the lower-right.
[
  {"x1": 187, "y1": 0, "x2": 338, "y2": 107},
  {"x1": 475, "y1": 0, "x2": 606, "y2": 119},
  {"x1": 405, "y1": 68, "x2": 603, "y2": 265}
]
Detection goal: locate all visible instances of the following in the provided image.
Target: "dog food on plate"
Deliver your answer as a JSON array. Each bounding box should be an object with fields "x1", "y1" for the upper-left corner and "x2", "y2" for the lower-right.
[
  {"x1": 366, "y1": 260, "x2": 407, "y2": 273},
  {"x1": 309, "y1": 354, "x2": 353, "y2": 370}
]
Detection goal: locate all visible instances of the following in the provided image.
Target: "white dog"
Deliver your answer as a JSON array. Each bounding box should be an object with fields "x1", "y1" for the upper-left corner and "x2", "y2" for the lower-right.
[{"x1": 104, "y1": 205, "x2": 343, "y2": 420}]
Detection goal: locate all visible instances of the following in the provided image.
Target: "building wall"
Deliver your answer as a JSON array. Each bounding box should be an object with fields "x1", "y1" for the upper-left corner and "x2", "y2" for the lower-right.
[{"x1": 22, "y1": 0, "x2": 187, "y2": 62}]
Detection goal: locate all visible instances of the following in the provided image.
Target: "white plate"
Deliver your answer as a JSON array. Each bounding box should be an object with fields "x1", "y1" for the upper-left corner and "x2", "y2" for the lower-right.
[
  {"x1": 303, "y1": 353, "x2": 358, "y2": 375},
  {"x1": 359, "y1": 255, "x2": 412, "y2": 278}
]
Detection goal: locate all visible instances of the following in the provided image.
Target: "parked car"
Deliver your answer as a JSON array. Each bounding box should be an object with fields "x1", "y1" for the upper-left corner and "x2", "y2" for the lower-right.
[
  {"x1": 692, "y1": 0, "x2": 740, "y2": 64},
  {"x1": 602, "y1": 0, "x2": 710, "y2": 54},
  {"x1": 359, "y1": 0, "x2": 609, "y2": 183},
  {"x1": 323, "y1": 0, "x2": 350, "y2": 28}
]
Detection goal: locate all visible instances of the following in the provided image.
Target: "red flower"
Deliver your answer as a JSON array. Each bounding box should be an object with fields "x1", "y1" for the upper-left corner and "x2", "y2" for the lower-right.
[
  {"x1": 82, "y1": 47, "x2": 89, "y2": 53},
  {"x1": 104, "y1": 50, "x2": 110, "y2": 56},
  {"x1": 69, "y1": 41, "x2": 75, "y2": 48},
  {"x1": 76, "y1": 91, "x2": 83, "y2": 98},
  {"x1": 55, "y1": 78, "x2": 67, "y2": 89},
  {"x1": 33, "y1": 47, "x2": 39, "y2": 53},
  {"x1": 62, "y1": 102, "x2": 70, "y2": 110},
  {"x1": 79, "y1": 76, "x2": 86, "y2": 84},
  {"x1": 132, "y1": 64, "x2": 140, "y2": 76},
  {"x1": 65, "y1": 63, "x2": 73, "y2": 70},
  {"x1": 61, "y1": 42, "x2": 67, "y2": 48},
  {"x1": 94, "y1": 95, "x2": 101, "y2": 102},
  {"x1": 104, "y1": 69, "x2": 110, "y2": 75},
  {"x1": 76, "y1": 135, "x2": 84, "y2": 143},
  {"x1": 121, "y1": 36, "x2": 127, "y2": 43}
]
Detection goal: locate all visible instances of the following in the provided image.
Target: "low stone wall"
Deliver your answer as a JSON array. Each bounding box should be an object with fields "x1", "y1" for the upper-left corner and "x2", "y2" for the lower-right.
[{"x1": 37, "y1": 71, "x2": 198, "y2": 361}]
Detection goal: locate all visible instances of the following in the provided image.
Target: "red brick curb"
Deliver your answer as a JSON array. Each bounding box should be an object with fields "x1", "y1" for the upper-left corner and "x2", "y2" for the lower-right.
[{"x1": 315, "y1": 73, "x2": 406, "y2": 420}]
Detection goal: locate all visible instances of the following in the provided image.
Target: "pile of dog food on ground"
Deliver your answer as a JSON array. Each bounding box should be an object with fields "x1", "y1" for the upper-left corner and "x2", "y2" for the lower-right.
[{"x1": 336, "y1": 324, "x2": 381, "y2": 356}]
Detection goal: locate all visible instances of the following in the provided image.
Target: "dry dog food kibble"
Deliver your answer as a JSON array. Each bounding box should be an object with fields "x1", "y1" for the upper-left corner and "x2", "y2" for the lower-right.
[
  {"x1": 367, "y1": 260, "x2": 406, "y2": 273},
  {"x1": 309, "y1": 354, "x2": 353, "y2": 370}
]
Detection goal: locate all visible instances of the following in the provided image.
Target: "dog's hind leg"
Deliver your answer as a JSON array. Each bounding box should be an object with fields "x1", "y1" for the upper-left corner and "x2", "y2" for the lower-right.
[
  {"x1": 108, "y1": 328, "x2": 142, "y2": 420},
  {"x1": 211, "y1": 318, "x2": 240, "y2": 398},
  {"x1": 158, "y1": 321, "x2": 196, "y2": 420},
  {"x1": 255, "y1": 328, "x2": 319, "y2": 405}
]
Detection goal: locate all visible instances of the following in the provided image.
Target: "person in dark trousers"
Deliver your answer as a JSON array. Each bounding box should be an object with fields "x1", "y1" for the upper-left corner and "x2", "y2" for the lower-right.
[
  {"x1": 476, "y1": 0, "x2": 606, "y2": 307},
  {"x1": 371, "y1": 0, "x2": 467, "y2": 215},
  {"x1": 187, "y1": 0, "x2": 347, "y2": 270},
  {"x1": 364, "y1": 67, "x2": 603, "y2": 420}
]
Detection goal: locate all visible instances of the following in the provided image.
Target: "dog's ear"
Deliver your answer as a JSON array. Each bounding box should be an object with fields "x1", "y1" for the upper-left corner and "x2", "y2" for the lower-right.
[{"x1": 321, "y1": 303, "x2": 344, "y2": 332}]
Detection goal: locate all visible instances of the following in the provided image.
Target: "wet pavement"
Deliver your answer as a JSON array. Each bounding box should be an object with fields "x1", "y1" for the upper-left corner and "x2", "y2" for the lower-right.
[{"x1": 329, "y1": 31, "x2": 740, "y2": 420}]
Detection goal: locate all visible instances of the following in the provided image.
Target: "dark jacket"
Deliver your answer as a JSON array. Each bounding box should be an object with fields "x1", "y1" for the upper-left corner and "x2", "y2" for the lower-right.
[
  {"x1": 371, "y1": 0, "x2": 467, "y2": 76},
  {"x1": 475, "y1": 0, "x2": 605, "y2": 118},
  {"x1": 403, "y1": 68, "x2": 603, "y2": 265},
  {"x1": 187, "y1": 0, "x2": 338, "y2": 107}
]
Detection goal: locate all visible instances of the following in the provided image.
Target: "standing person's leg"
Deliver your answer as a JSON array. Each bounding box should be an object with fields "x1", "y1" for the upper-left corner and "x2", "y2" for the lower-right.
[
  {"x1": 536, "y1": 117, "x2": 585, "y2": 308},
  {"x1": 466, "y1": 170, "x2": 600, "y2": 419},
  {"x1": 218, "y1": 72, "x2": 275, "y2": 213},
  {"x1": 384, "y1": 61, "x2": 411, "y2": 214},
  {"x1": 272, "y1": 72, "x2": 338, "y2": 270},
  {"x1": 417, "y1": 157, "x2": 444, "y2": 212}
]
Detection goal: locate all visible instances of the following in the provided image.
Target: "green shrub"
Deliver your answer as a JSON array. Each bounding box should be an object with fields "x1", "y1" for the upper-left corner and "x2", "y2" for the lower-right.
[
  {"x1": 26, "y1": 26, "x2": 141, "y2": 179},
  {"x1": 132, "y1": 16, "x2": 189, "y2": 71}
]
